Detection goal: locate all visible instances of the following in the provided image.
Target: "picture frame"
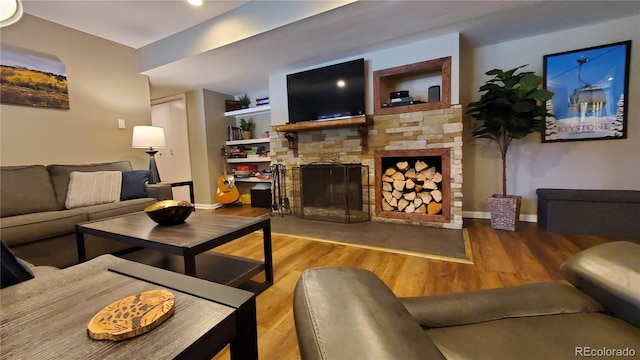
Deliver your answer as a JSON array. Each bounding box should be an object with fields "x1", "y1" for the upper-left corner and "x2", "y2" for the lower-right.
[
  {"x1": 542, "y1": 40, "x2": 631, "y2": 143},
  {"x1": 0, "y1": 45, "x2": 69, "y2": 110}
]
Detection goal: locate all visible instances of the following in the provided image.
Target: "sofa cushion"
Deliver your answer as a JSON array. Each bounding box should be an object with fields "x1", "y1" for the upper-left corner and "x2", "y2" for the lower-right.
[
  {"x1": 561, "y1": 241, "x2": 640, "y2": 328},
  {"x1": 48, "y1": 161, "x2": 133, "y2": 209},
  {"x1": 0, "y1": 210, "x2": 88, "y2": 247},
  {"x1": 0, "y1": 165, "x2": 58, "y2": 217},
  {"x1": 84, "y1": 198, "x2": 157, "y2": 221},
  {"x1": 425, "y1": 313, "x2": 640, "y2": 360},
  {"x1": 1, "y1": 240, "x2": 34, "y2": 288},
  {"x1": 120, "y1": 170, "x2": 150, "y2": 200},
  {"x1": 65, "y1": 171, "x2": 122, "y2": 209}
]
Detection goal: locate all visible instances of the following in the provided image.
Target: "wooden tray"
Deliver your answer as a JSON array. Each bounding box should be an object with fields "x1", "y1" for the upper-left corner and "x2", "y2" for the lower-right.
[{"x1": 87, "y1": 289, "x2": 175, "y2": 341}]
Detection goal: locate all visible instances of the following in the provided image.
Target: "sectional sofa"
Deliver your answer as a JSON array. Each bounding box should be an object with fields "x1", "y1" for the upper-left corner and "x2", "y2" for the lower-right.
[{"x1": 0, "y1": 161, "x2": 173, "y2": 268}]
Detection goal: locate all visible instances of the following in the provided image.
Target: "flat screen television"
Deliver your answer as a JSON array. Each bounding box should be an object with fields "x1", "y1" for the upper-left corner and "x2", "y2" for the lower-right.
[{"x1": 287, "y1": 58, "x2": 365, "y2": 124}]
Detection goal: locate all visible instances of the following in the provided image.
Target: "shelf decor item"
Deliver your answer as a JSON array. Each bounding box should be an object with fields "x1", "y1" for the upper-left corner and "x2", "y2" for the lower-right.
[
  {"x1": 467, "y1": 65, "x2": 554, "y2": 231},
  {"x1": 240, "y1": 118, "x2": 254, "y2": 140},
  {"x1": 542, "y1": 40, "x2": 631, "y2": 143},
  {"x1": 237, "y1": 94, "x2": 251, "y2": 109}
]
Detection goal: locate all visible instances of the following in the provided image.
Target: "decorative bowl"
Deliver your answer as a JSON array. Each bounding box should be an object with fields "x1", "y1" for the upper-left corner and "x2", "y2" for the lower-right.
[{"x1": 144, "y1": 200, "x2": 195, "y2": 226}]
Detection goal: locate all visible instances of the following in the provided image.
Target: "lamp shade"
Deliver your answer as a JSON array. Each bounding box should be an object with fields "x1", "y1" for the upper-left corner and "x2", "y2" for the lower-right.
[
  {"x1": 132, "y1": 126, "x2": 165, "y2": 149},
  {"x1": 0, "y1": 0, "x2": 23, "y2": 28}
]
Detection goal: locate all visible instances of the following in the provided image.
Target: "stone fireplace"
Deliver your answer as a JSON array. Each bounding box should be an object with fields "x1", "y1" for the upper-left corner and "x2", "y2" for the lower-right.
[{"x1": 271, "y1": 105, "x2": 463, "y2": 229}]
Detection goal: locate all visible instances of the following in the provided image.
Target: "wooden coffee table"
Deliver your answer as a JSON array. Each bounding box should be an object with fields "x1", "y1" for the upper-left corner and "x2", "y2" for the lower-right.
[{"x1": 76, "y1": 212, "x2": 273, "y2": 293}]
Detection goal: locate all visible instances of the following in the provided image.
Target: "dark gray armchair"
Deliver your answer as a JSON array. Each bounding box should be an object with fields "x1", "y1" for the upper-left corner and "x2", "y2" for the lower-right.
[{"x1": 293, "y1": 241, "x2": 640, "y2": 360}]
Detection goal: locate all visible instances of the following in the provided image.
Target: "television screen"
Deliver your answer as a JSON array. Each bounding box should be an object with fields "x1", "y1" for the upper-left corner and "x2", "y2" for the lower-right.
[{"x1": 287, "y1": 58, "x2": 365, "y2": 124}]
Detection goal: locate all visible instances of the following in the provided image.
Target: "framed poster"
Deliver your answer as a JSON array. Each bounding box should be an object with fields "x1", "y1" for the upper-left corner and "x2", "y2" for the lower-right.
[
  {"x1": 0, "y1": 45, "x2": 69, "y2": 110},
  {"x1": 542, "y1": 40, "x2": 630, "y2": 142}
]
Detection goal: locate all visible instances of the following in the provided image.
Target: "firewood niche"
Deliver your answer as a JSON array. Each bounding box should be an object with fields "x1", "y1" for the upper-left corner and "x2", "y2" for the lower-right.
[
  {"x1": 375, "y1": 149, "x2": 451, "y2": 223},
  {"x1": 274, "y1": 115, "x2": 373, "y2": 157}
]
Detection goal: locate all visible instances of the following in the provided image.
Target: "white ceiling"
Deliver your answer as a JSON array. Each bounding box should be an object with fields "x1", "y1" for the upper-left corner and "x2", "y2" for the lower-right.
[{"x1": 21, "y1": 0, "x2": 640, "y2": 97}]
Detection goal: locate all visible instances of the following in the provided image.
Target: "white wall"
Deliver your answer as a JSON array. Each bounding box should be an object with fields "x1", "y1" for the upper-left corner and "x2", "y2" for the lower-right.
[
  {"x1": 269, "y1": 33, "x2": 460, "y2": 125},
  {"x1": 463, "y1": 15, "x2": 640, "y2": 216}
]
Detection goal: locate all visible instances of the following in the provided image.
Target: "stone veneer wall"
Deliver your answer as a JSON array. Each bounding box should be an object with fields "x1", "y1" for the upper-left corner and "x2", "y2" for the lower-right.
[{"x1": 270, "y1": 105, "x2": 463, "y2": 229}]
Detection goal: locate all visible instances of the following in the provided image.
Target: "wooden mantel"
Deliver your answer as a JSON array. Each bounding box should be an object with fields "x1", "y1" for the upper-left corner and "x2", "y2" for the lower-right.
[{"x1": 274, "y1": 115, "x2": 373, "y2": 157}]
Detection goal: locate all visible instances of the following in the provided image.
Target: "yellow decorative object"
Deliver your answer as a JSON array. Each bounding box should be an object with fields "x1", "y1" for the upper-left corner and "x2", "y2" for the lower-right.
[{"x1": 240, "y1": 193, "x2": 251, "y2": 205}]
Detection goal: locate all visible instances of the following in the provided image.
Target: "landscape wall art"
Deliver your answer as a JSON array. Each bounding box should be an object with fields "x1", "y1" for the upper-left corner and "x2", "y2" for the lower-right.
[{"x1": 0, "y1": 45, "x2": 69, "y2": 110}]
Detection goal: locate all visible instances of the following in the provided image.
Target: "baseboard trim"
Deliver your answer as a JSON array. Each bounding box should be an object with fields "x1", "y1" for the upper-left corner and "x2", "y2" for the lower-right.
[{"x1": 462, "y1": 211, "x2": 537, "y2": 223}]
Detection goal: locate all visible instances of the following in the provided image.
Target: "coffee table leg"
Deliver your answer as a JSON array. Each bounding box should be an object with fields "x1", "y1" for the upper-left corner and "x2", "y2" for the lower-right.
[
  {"x1": 76, "y1": 227, "x2": 87, "y2": 263},
  {"x1": 263, "y1": 224, "x2": 273, "y2": 283},
  {"x1": 230, "y1": 296, "x2": 258, "y2": 360},
  {"x1": 184, "y1": 255, "x2": 197, "y2": 277}
]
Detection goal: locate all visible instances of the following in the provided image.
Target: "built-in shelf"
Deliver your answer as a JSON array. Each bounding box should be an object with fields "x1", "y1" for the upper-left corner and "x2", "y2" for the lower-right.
[
  {"x1": 225, "y1": 138, "x2": 270, "y2": 146},
  {"x1": 373, "y1": 57, "x2": 451, "y2": 115},
  {"x1": 224, "y1": 105, "x2": 271, "y2": 117},
  {"x1": 235, "y1": 177, "x2": 271, "y2": 183},
  {"x1": 227, "y1": 158, "x2": 272, "y2": 164}
]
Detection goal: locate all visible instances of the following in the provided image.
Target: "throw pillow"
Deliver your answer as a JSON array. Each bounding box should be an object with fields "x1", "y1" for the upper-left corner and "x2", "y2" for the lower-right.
[
  {"x1": 1, "y1": 240, "x2": 34, "y2": 289},
  {"x1": 65, "y1": 171, "x2": 122, "y2": 209},
  {"x1": 120, "y1": 170, "x2": 150, "y2": 200}
]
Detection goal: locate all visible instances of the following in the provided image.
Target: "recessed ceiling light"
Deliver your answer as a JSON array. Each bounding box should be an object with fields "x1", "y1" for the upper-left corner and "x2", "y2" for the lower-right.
[{"x1": 187, "y1": 0, "x2": 203, "y2": 6}]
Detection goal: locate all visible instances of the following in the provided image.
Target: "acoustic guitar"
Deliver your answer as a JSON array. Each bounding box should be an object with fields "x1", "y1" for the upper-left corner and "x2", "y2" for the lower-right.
[{"x1": 216, "y1": 147, "x2": 240, "y2": 205}]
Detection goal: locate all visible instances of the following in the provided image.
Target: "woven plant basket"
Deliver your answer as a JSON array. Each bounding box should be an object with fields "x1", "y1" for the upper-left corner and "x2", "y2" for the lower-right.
[{"x1": 488, "y1": 195, "x2": 522, "y2": 231}]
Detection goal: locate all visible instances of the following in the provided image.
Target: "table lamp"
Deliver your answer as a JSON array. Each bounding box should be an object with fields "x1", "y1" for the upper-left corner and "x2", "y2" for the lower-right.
[{"x1": 132, "y1": 125, "x2": 165, "y2": 184}]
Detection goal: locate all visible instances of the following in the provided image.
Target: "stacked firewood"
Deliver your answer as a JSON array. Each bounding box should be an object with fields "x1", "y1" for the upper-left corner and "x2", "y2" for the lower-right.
[{"x1": 381, "y1": 160, "x2": 443, "y2": 215}]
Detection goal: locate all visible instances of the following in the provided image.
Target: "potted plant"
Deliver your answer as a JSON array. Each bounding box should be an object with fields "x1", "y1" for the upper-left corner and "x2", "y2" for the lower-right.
[
  {"x1": 239, "y1": 118, "x2": 254, "y2": 140},
  {"x1": 238, "y1": 94, "x2": 251, "y2": 109},
  {"x1": 466, "y1": 65, "x2": 554, "y2": 231}
]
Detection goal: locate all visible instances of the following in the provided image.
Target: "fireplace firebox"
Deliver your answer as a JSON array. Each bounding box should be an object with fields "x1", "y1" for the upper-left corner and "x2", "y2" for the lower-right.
[{"x1": 293, "y1": 162, "x2": 369, "y2": 223}]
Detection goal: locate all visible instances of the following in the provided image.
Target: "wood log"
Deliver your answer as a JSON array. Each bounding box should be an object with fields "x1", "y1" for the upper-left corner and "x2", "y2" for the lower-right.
[
  {"x1": 414, "y1": 184, "x2": 423, "y2": 192},
  {"x1": 423, "y1": 180, "x2": 438, "y2": 190},
  {"x1": 382, "y1": 182, "x2": 392, "y2": 192},
  {"x1": 382, "y1": 199, "x2": 394, "y2": 211},
  {"x1": 396, "y1": 161, "x2": 409, "y2": 171},
  {"x1": 391, "y1": 172, "x2": 405, "y2": 181},
  {"x1": 383, "y1": 191, "x2": 393, "y2": 203},
  {"x1": 405, "y1": 168, "x2": 417, "y2": 179},
  {"x1": 397, "y1": 198, "x2": 409, "y2": 211},
  {"x1": 431, "y1": 189, "x2": 443, "y2": 202},
  {"x1": 405, "y1": 178, "x2": 415, "y2": 190},
  {"x1": 414, "y1": 198, "x2": 423, "y2": 208},
  {"x1": 404, "y1": 203, "x2": 416, "y2": 213},
  {"x1": 384, "y1": 168, "x2": 397, "y2": 176},
  {"x1": 388, "y1": 197, "x2": 398, "y2": 207},
  {"x1": 433, "y1": 172, "x2": 443, "y2": 183},
  {"x1": 420, "y1": 192, "x2": 432, "y2": 204},
  {"x1": 403, "y1": 192, "x2": 416, "y2": 201},
  {"x1": 392, "y1": 190, "x2": 403, "y2": 199},
  {"x1": 415, "y1": 204, "x2": 427, "y2": 214},
  {"x1": 415, "y1": 160, "x2": 428, "y2": 172},
  {"x1": 382, "y1": 175, "x2": 394, "y2": 182},
  {"x1": 416, "y1": 173, "x2": 427, "y2": 183},
  {"x1": 393, "y1": 180, "x2": 406, "y2": 191},
  {"x1": 421, "y1": 167, "x2": 436, "y2": 180},
  {"x1": 427, "y1": 202, "x2": 442, "y2": 215},
  {"x1": 87, "y1": 290, "x2": 175, "y2": 341}
]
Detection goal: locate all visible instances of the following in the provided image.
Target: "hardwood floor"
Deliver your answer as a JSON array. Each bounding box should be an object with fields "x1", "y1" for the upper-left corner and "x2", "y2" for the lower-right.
[{"x1": 210, "y1": 207, "x2": 617, "y2": 360}]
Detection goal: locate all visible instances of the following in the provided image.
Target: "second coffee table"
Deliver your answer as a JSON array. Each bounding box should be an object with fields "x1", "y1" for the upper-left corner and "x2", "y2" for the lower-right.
[{"x1": 76, "y1": 212, "x2": 273, "y2": 293}]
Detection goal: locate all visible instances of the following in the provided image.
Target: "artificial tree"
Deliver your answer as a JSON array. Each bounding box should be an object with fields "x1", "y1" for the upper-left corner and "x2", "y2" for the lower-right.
[{"x1": 467, "y1": 65, "x2": 554, "y2": 229}]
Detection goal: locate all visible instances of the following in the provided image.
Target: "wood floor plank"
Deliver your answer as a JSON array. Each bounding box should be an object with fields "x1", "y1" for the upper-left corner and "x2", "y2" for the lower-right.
[{"x1": 203, "y1": 210, "x2": 623, "y2": 360}]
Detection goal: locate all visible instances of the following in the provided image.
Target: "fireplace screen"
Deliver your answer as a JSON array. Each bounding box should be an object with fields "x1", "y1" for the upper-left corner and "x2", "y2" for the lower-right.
[{"x1": 293, "y1": 162, "x2": 369, "y2": 223}]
